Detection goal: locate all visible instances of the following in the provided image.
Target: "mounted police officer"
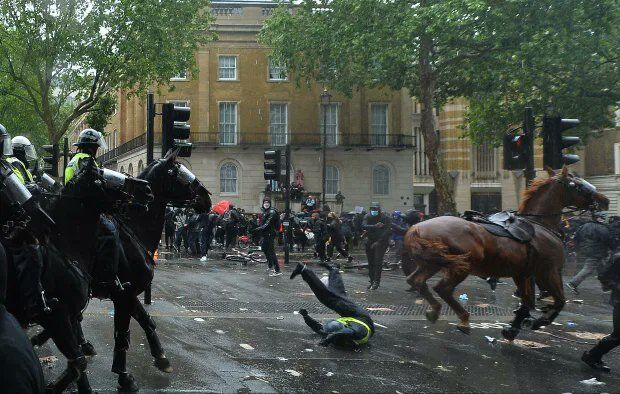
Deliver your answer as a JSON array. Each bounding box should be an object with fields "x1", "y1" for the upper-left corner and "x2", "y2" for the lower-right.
[
  {"x1": 0, "y1": 126, "x2": 48, "y2": 319},
  {"x1": 65, "y1": 128, "x2": 122, "y2": 296}
]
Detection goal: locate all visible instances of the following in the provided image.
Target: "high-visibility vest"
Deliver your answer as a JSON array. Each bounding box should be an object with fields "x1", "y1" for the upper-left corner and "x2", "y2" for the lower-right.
[
  {"x1": 336, "y1": 317, "x2": 372, "y2": 345},
  {"x1": 64, "y1": 152, "x2": 98, "y2": 184},
  {"x1": 6, "y1": 156, "x2": 34, "y2": 184}
]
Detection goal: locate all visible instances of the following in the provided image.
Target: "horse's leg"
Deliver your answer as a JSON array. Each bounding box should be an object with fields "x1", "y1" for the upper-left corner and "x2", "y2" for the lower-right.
[
  {"x1": 31, "y1": 328, "x2": 52, "y2": 347},
  {"x1": 69, "y1": 316, "x2": 93, "y2": 394},
  {"x1": 75, "y1": 313, "x2": 97, "y2": 356},
  {"x1": 531, "y1": 268, "x2": 566, "y2": 330},
  {"x1": 132, "y1": 297, "x2": 172, "y2": 372},
  {"x1": 501, "y1": 274, "x2": 535, "y2": 341},
  {"x1": 112, "y1": 294, "x2": 139, "y2": 392},
  {"x1": 433, "y1": 271, "x2": 471, "y2": 334},
  {"x1": 38, "y1": 307, "x2": 90, "y2": 393},
  {"x1": 406, "y1": 265, "x2": 442, "y2": 322}
]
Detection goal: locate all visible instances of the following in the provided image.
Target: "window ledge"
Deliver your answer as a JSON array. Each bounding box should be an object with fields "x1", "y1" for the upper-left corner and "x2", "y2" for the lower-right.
[
  {"x1": 170, "y1": 78, "x2": 189, "y2": 82},
  {"x1": 217, "y1": 78, "x2": 239, "y2": 82}
]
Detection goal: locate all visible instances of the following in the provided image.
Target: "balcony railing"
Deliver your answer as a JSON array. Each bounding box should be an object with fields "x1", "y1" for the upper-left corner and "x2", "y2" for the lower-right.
[{"x1": 98, "y1": 132, "x2": 414, "y2": 163}]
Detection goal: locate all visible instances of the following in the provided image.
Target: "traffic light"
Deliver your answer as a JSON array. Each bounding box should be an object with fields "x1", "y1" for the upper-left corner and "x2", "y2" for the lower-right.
[
  {"x1": 264, "y1": 150, "x2": 282, "y2": 180},
  {"x1": 41, "y1": 143, "x2": 59, "y2": 177},
  {"x1": 162, "y1": 103, "x2": 192, "y2": 157},
  {"x1": 503, "y1": 134, "x2": 528, "y2": 170},
  {"x1": 542, "y1": 116, "x2": 581, "y2": 169}
]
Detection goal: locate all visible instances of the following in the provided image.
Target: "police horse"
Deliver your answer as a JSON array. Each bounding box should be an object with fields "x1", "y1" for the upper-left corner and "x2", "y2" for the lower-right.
[{"x1": 404, "y1": 167, "x2": 609, "y2": 339}]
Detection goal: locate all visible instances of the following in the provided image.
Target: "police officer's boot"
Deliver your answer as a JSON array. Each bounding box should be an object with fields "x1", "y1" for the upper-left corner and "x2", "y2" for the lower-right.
[{"x1": 15, "y1": 245, "x2": 47, "y2": 319}]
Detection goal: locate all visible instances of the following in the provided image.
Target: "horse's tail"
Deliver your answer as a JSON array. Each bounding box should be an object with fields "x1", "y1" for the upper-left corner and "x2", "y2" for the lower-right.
[{"x1": 404, "y1": 227, "x2": 471, "y2": 276}]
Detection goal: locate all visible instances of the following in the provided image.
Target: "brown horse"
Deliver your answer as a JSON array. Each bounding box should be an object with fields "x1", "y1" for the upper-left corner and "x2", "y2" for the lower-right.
[{"x1": 403, "y1": 167, "x2": 609, "y2": 339}]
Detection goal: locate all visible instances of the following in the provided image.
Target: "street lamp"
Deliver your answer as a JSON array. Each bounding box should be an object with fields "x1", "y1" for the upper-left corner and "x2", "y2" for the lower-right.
[{"x1": 320, "y1": 88, "x2": 332, "y2": 206}]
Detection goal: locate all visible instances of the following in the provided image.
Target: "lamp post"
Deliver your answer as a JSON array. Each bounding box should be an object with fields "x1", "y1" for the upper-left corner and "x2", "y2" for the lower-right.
[{"x1": 320, "y1": 88, "x2": 332, "y2": 206}]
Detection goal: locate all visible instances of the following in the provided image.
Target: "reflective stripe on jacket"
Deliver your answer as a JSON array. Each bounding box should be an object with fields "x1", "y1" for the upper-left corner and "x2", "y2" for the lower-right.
[
  {"x1": 335, "y1": 317, "x2": 372, "y2": 345},
  {"x1": 5, "y1": 157, "x2": 33, "y2": 184}
]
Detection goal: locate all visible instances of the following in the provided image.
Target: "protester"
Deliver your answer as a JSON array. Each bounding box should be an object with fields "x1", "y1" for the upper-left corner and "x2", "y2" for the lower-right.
[
  {"x1": 326, "y1": 212, "x2": 352, "y2": 264},
  {"x1": 223, "y1": 204, "x2": 241, "y2": 251},
  {"x1": 567, "y1": 212, "x2": 613, "y2": 294},
  {"x1": 252, "y1": 197, "x2": 281, "y2": 276},
  {"x1": 187, "y1": 208, "x2": 201, "y2": 256},
  {"x1": 311, "y1": 212, "x2": 328, "y2": 262},
  {"x1": 173, "y1": 207, "x2": 189, "y2": 253},
  {"x1": 362, "y1": 202, "x2": 392, "y2": 290},
  {"x1": 164, "y1": 205, "x2": 176, "y2": 250},
  {"x1": 200, "y1": 211, "x2": 218, "y2": 262},
  {"x1": 290, "y1": 262, "x2": 374, "y2": 347}
]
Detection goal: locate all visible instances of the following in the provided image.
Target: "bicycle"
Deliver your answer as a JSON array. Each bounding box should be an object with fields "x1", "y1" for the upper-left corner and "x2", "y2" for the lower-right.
[{"x1": 224, "y1": 248, "x2": 267, "y2": 265}]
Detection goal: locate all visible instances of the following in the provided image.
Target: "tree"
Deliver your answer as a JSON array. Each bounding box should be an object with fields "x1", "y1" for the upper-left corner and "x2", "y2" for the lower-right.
[
  {"x1": 85, "y1": 94, "x2": 117, "y2": 133},
  {"x1": 260, "y1": 0, "x2": 618, "y2": 213},
  {"x1": 0, "y1": 0, "x2": 214, "y2": 144}
]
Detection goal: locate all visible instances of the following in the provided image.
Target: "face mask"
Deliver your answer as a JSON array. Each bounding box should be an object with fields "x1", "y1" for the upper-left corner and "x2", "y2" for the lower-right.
[
  {"x1": 263, "y1": 203, "x2": 270, "y2": 209},
  {"x1": 370, "y1": 210, "x2": 379, "y2": 217}
]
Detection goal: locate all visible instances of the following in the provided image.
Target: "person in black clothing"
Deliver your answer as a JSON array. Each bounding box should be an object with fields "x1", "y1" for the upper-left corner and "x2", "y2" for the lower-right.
[
  {"x1": 200, "y1": 211, "x2": 218, "y2": 262},
  {"x1": 164, "y1": 206, "x2": 176, "y2": 250},
  {"x1": 582, "y1": 244, "x2": 620, "y2": 372},
  {"x1": 326, "y1": 212, "x2": 352, "y2": 264},
  {"x1": 311, "y1": 212, "x2": 328, "y2": 262},
  {"x1": 567, "y1": 212, "x2": 613, "y2": 294},
  {"x1": 0, "y1": 241, "x2": 44, "y2": 393},
  {"x1": 222, "y1": 204, "x2": 241, "y2": 251},
  {"x1": 362, "y1": 202, "x2": 392, "y2": 290},
  {"x1": 290, "y1": 262, "x2": 374, "y2": 347},
  {"x1": 253, "y1": 197, "x2": 281, "y2": 276}
]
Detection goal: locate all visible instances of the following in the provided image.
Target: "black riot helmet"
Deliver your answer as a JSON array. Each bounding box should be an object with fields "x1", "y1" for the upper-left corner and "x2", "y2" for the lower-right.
[
  {"x1": 74, "y1": 128, "x2": 107, "y2": 154},
  {"x1": 0, "y1": 124, "x2": 12, "y2": 157}
]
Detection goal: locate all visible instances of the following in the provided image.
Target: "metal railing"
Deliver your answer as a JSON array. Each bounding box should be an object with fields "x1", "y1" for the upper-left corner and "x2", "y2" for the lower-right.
[{"x1": 98, "y1": 131, "x2": 414, "y2": 163}]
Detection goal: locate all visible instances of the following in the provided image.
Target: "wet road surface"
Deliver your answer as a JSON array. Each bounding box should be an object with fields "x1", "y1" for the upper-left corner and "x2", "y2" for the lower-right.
[{"x1": 34, "y1": 254, "x2": 620, "y2": 393}]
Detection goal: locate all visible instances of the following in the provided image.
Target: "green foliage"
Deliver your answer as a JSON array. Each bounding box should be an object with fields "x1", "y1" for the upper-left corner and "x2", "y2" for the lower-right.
[
  {"x1": 85, "y1": 94, "x2": 117, "y2": 133},
  {"x1": 0, "y1": 94, "x2": 47, "y2": 147},
  {"x1": 0, "y1": 0, "x2": 215, "y2": 143}
]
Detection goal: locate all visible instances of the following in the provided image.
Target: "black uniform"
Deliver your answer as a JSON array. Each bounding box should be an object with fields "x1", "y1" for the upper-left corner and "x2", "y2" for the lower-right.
[
  {"x1": 255, "y1": 203, "x2": 280, "y2": 272},
  {"x1": 326, "y1": 216, "x2": 350, "y2": 260},
  {"x1": 311, "y1": 216, "x2": 328, "y2": 261},
  {"x1": 164, "y1": 206, "x2": 175, "y2": 249},
  {"x1": 223, "y1": 207, "x2": 241, "y2": 250},
  {"x1": 362, "y1": 211, "x2": 392, "y2": 289}
]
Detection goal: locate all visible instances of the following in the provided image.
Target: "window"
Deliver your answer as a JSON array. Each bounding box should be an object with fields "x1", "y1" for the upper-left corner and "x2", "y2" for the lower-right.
[
  {"x1": 218, "y1": 56, "x2": 237, "y2": 80},
  {"x1": 320, "y1": 104, "x2": 338, "y2": 146},
  {"x1": 170, "y1": 71, "x2": 188, "y2": 81},
  {"x1": 220, "y1": 163, "x2": 238, "y2": 194},
  {"x1": 474, "y1": 143, "x2": 497, "y2": 179},
  {"x1": 128, "y1": 163, "x2": 134, "y2": 177},
  {"x1": 325, "y1": 165, "x2": 340, "y2": 196},
  {"x1": 138, "y1": 160, "x2": 144, "y2": 175},
  {"x1": 373, "y1": 165, "x2": 390, "y2": 195},
  {"x1": 413, "y1": 127, "x2": 429, "y2": 176},
  {"x1": 269, "y1": 103, "x2": 288, "y2": 145},
  {"x1": 219, "y1": 102, "x2": 238, "y2": 145},
  {"x1": 371, "y1": 104, "x2": 388, "y2": 146},
  {"x1": 120, "y1": 166, "x2": 125, "y2": 174},
  {"x1": 268, "y1": 59, "x2": 287, "y2": 81}
]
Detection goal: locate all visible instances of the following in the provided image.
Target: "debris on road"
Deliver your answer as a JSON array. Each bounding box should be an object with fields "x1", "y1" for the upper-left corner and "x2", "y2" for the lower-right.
[
  {"x1": 285, "y1": 369, "x2": 302, "y2": 377},
  {"x1": 277, "y1": 357, "x2": 288, "y2": 361},
  {"x1": 193, "y1": 317, "x2": 205, "y2": 322},
  {"x1": 367, "y1": 307, "x2": 394, "y2": 312},
  {"x1": 276, "y1": 316, "x2": 284, "y2": 320},
  {"x1": 39, "y1": 356, "x2": 58, "y2": 368},
  {"x1": 500, "y1": 339, "x2": 549, "y2": 349},
  {"x1": 374, "y1": 322, "x2": 388, "y2": 329},
  {"x1": 242, "y1": 375, "x2": 269, "y2": 383},
  {"x1": 458, "y1": 294, "x2": 468, "y2": 301},
  {"x1": 485, "y1": 336, "x2": 497, "y2": 344},
  {"x1": 579, "y1": 378, "x2": 605, "y2": 386},
  {"x1": 567, "y1": 331, "x2": 607, "y2": 340},
  {"x1": 239, "y1": 308, "x2": 249, "y2": 311},
  {"x1": 566, "y1": 321, "x2": 577, "y2": 327},
  {"x1": 175, "y1": 296, "x2": 185, "y2": 299},
  {"x1": 304, "y1": 348, "x2": 313, "y2": 352},
  {"x1": 215, "y1": 329, "x2": 226, "y2": 334},
  {"x1": 326, "y1": 372, "x2": 334, "y2": 377},
  {"x1": 568, "y1": 299, "x2": 584, "y2": 304},
  {"x1": 240, "y1": 343, "x2": 255, "y2": 350},
  {"x1": 435, "y1": 365, "x2": 452, "y2": 372}
]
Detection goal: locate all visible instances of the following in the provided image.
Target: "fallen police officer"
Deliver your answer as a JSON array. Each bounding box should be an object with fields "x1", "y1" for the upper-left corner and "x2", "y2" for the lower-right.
[{"x1": 290, "y1": 262, "x2": 374, "y2": 347}]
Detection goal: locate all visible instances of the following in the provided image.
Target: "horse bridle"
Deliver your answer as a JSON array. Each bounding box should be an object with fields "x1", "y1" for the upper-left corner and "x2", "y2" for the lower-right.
[{"x1": 162, "y1": 162, "x2": 205, "y2": 208}]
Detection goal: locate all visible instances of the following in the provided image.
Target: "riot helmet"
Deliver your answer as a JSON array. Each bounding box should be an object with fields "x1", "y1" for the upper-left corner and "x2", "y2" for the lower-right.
[
  {"x1": 0, "y1": 124, "x2": 12, "y2": 157},
  {"x1": 73, "y1": 128, "x2": 108, "y2": 151},
  {"x1": 11, "y1": 136, "x2": 37, "y2": 168}
]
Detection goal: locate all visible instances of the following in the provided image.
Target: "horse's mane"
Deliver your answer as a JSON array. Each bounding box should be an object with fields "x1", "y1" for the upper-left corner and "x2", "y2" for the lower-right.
[
  {"x1": 518, "y1": 177, "x2": 553, "y2": 211},
  {"x1": 138, "y1": 159, "x2": 159, "y2": 180}
]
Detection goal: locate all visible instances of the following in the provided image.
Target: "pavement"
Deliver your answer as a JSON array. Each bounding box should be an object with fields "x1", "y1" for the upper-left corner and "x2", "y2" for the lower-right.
[{"x1": 33, "y1": 250, "x2": 620, "y2": 393}]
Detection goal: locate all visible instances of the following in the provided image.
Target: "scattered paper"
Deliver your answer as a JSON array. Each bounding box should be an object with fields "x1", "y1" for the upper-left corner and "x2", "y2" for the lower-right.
[
  {"x1": 215, "y1": 329, "x2": 226, "y2": 334},
  {"x1": 568, "y1": 331, "x2": 607, "y2": 340},
  {"x1": 435, "y1": 365, "x2": 452, "y2": 372},
  {"x1": 277, "y1": 357, "x2": 288, "y2": 361},
  {"x1": 193, "y1": 318, "x2": 205, "y2": 322},
  {"x1": 239, "y1": 308, "x2": 249, "y2": 311},
  {"x1": 242, "y1": 375, "x2": 269, "y2": 383},
  {"x1": 580, "y1": 378, "x2": 605, "y2": 386},
  {"x1": 276, "y1": 316, "x2": 284, "y2": 320},
  {"x1": 285, "y1": 369, "x2": 302, "y2": 377},
  {"x1": 326, "y1": 372, "x2": 334, "y2": 377},
  {"x1": 175, "y1": 296, "x2": 185, "y2": 299},
  {"x1": 240, "y1": 343, "x2": 254, "y2": 350},
  {"x1": 485, "y1": 336, "x2": 497, "y2": 344},
  {"x1": 374, "y1": 323, "x2": 388, "y2": 329},
  {"x1": 39, "y1": 356, "x2": 58, "y2": 366},
  {"x1": 304, "y1": 348, "x2": 314, "y2": 352},
  {"x1": 367, "y1": 307, "x2": 394, "y2": 312}
]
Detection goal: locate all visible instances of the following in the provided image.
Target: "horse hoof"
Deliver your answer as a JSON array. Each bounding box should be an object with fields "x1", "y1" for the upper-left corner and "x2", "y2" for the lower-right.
[
  {"x1": 501, "y1": 327, "x2": 518, "y2": 341},
  {"x1": 117, "y1": 373, "x2": 139, "y2": 392},
  {"x1": 531, "y1": 319, "x2": 549, "y2": 331},
  {"x1": 154, "y1": 356, "x2": 173, "y2": 373},
  {"x1": 457, "y1": 322, "x2": 471, "y2": 335},
  {"x1": 425, "y1": 309, "x2": 440, "y2": 323},
  {"x1": 81, "y1": 342, "x2": 97, "y2": 357}
]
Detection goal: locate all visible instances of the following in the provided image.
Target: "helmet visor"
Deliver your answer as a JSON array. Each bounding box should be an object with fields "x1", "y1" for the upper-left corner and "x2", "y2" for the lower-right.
[
  {"x1": 1, "y1": 135, "x2": 12, "y2": 156},
  {"x1": 97, "y1": 136, "x2": 108, "y2": 151},
  {"x1": 23, "y1": 143, "x2": 37, "y2": 163}
]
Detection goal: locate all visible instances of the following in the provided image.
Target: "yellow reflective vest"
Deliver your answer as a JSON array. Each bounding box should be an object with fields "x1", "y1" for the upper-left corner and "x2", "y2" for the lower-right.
[
  {"x1": 336, "y1": 317, "x2": 372, "y2": 345},
  {"x1": 64, "y1": 152, "x2": 98, "y2": 184},
  {"x1": 6, "y1": 156, "x2": 34, "y2": 184}
]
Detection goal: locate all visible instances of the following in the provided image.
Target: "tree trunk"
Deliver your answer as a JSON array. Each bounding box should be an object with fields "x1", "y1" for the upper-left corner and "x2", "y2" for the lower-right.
[{"x1": 418, "y1": 34, "x2": 457, "y2": 214}]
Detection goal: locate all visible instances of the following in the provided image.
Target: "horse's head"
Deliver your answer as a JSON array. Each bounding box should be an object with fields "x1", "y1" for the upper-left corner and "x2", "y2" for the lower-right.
[
  {"x1": 549, "y1": 167, "x2": 609, "y2": 212},
  {"x1": 139, "y1": 148, "x2": 212, "y2": 213}
]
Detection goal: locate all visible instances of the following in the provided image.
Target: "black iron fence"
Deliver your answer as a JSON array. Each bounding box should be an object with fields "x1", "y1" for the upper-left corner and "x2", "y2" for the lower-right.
[{"x1": 98, "y1": 132, "x2": 414, "y2": 163}]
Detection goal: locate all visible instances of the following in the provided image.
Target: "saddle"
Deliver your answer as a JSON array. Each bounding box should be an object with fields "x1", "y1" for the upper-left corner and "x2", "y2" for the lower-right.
[{"x1": 462, "y1": 210, "x2": 535, "y2": 243}]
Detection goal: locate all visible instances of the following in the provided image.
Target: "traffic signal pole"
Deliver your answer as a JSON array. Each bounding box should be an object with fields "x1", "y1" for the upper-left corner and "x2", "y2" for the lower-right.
[
  {"x1": 523, "y1": 107, "x2": 536, "y2": 185},
  {"x1": 146, "y1": 92, "x2": 155, "y2": 165},
  {"x1": 283, "y1": 144, "x2": 291, "y2": 266}
]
